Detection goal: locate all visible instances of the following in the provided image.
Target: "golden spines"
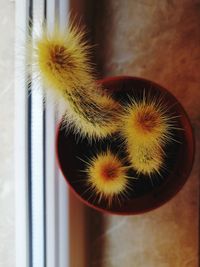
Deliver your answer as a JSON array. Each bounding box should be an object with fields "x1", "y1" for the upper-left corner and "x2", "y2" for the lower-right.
[
  {"x1": 31, "y1": 23, "x2": 122, "y2": 139},
  {"x1": 62, "y1": 85, "x2": 121, "y2": 139},
  {"x1": 33, "y1": 23, "x2": 93, "y2": 95},
  {"x1": 121, "y1": 94, "x2": 173, "y2": 175},
  {"x1": 122, "y1": 97, "x2": 172, "y2": 149},
  {"x1": 127, "y1": 144, "x2": 164, "y2": 176},
  {"x1": 85, "y1": 150, "x2": 130, "y2": 205}
]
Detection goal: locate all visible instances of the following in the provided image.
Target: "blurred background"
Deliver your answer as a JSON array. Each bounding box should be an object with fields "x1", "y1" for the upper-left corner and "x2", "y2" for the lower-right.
[{"x1": 0, "y1": 0, "x2": 200, "y2": 266}]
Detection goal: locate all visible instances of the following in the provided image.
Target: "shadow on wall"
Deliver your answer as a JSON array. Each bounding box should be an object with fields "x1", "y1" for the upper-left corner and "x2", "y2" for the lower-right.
[
  {"x1": 69, "y1": 192, "x2": 105, "y2": 267},
  {"x1": 68, "y1": 3, "x2": 105, "y2": 267},
  {"x1": 69, "y1": 0, "x2": 110, "y2": 78}
]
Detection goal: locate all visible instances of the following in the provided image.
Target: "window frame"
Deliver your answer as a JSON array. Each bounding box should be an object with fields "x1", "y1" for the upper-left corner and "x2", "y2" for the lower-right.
[{"x1": 15, "y1": 1, "x2": 70, "y2": 266}]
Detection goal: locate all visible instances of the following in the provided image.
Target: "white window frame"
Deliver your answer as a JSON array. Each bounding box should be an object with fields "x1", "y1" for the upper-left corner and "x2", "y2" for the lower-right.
[{"x1": 15, "y1": 0, "x2": 74, "y2": 266}]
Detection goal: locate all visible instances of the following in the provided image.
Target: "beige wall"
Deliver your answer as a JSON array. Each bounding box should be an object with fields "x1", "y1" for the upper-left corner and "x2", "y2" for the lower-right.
[{"x1": 0, "y1": 0, "x2": 15, "y2": 266}]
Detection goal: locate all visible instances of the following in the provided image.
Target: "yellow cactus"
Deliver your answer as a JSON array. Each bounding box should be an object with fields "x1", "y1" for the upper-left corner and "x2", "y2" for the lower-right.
[
  {"x1": 128, "y1": 144, "x2": 164, "y2": 176},
  {"x1": 31, "y1": 22, "x2": 122, "y2": 139},
  {"x1": 32, "y1": 23, "x2": 92, "y2": 94},
  {"x1": 120, "y1": 94, "x2": 175, "y2": 175},
  {"x1": 85, "y1": 150, "x2": 131, "y2": 206},
  {"x1": 121, "y1": 95, "x2": 173, "y2": 150},
  {"x1": 62, "y1": 84, "x2": 121, "y2": 139}
]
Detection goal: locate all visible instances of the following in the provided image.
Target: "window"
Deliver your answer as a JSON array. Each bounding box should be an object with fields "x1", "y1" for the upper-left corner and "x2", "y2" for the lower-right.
[{"x1": 15, "y1": 1, "x2": 70, "y2": 266}]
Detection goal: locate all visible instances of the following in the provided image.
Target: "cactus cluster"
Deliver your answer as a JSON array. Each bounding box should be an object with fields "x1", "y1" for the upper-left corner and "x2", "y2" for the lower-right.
[{"x1": 31, "y1": 22, "x2": 178, "y2": 206}]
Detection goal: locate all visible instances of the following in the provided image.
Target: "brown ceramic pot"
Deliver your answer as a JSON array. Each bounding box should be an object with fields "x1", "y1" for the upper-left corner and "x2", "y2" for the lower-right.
[{"x1": 56, "y1": 76, "x2": 194, "y2": 215}]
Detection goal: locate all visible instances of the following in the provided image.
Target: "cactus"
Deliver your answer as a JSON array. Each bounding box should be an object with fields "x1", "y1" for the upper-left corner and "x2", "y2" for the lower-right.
[
  {"x1": 121, "y1": 95, "x2": 173, "y2": 149},
  {"x1": 32, "y1": 23, "x2": 93, "y2": 94},
  {"x1": 62, "y1": 84, "x2": 121, "y2": 139},
  {"x1": 121, "y1": 94, "x2": 174, "y2": 175},
  {"x1": 31, "y1": 23, "x2": 122, "y2": 139},
  {"x1": 85, "y1": 150, "x2": 131, "y2": 206},
  {"x1": 127, "y1": 144, "x2": 164, "y2": 176}
]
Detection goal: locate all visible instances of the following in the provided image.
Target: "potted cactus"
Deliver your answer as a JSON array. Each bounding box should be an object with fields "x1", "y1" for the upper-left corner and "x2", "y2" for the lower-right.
[{"x1": 31, "y1": 22, "x2": 194, "y2": 214}]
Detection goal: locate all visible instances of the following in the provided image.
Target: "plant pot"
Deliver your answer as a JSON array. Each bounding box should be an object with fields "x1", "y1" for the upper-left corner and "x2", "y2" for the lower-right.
[{"x1": 56, "y1": 76, "x2": 194, "y2": 215}]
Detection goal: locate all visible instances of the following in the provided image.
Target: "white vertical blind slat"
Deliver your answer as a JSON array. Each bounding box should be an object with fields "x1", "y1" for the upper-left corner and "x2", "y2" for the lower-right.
[
  {"x1": 45, "y1": 0, "x2": 59, "y2": 266},
  {"x1": 58, "y1": 3, "x2": 70, "y2": 267},
  {"x1": 31, "y1": 0, "x2": 45, "y2": 266}
]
